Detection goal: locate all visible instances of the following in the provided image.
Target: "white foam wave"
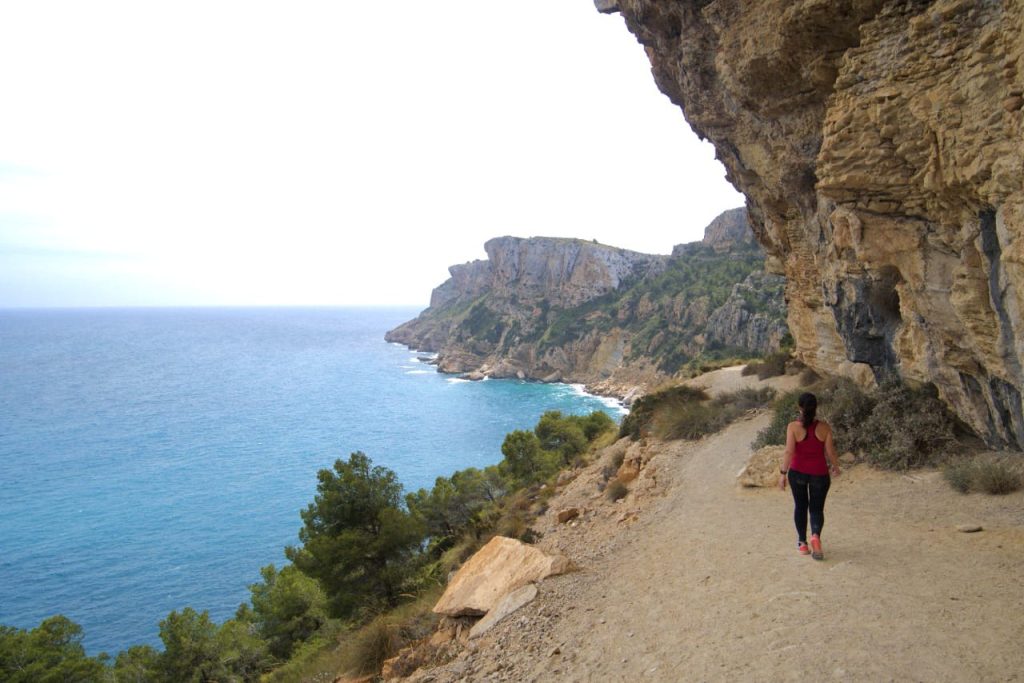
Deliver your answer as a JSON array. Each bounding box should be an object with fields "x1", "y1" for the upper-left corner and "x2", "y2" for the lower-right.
[
  {"x1": 566, "y1": 383, "x2": 628, "y2": 414},
  {"x1": 405, "y1": 370, "x2": 432, "y2": 375},
  {"x1": 446, "y1": 377, "x2": 471, "y2": 384}
]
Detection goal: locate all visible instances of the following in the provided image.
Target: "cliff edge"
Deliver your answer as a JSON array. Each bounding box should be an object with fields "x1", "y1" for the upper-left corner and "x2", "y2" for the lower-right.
[{"x1": 601, "y1": 0, "x2": 1024, "y2": 448}]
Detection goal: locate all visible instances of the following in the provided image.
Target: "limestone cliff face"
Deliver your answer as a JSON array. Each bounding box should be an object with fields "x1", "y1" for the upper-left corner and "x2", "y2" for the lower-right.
[
  {"x1": 700, "y1": 207, "x2": 755, "y2": 252},
  {"x1": 601, "y1": 0, "x2": 1024, "y2": 447},
  {"x1": 386, "y1": 212, "x2": 788, "y2": 398}
]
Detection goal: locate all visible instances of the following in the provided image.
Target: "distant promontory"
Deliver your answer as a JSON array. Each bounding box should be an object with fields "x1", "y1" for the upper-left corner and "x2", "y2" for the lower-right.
[{"x1": 386, "y1": 208, "x2": 788, "y2": 399}]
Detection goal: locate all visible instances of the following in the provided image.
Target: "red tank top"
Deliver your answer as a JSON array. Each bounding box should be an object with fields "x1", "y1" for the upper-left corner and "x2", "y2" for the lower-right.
[{"x1": 792, "y1": 421, "x2": 829, "y2": 476}]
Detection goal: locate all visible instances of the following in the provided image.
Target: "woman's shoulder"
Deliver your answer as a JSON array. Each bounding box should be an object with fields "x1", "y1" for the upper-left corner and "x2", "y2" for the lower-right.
[{"x1": 815, "y1": 420, "x2": 833, "y2": 434}]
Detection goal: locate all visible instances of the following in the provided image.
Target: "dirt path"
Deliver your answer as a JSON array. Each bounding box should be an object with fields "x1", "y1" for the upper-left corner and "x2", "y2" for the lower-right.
[{"x1": 414, "y1": 384, "x2": 1024, "y2": 682}]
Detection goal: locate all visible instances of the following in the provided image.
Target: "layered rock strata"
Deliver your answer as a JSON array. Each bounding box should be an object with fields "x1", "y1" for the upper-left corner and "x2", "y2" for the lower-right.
[
  {"x1": 386, "y1": 210, "x2": 788, "y2": 398},
  {"x1": 600, "y1": 0, "x2": 1024, "y2": 447}
]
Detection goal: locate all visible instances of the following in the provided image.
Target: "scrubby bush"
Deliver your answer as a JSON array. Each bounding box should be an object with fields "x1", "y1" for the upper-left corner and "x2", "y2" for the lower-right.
[
  {"x1": 610, "y1": 448, "x2": 626, "y2": 472},
  {"x1": 654, "y1": 399, "x2": 725, "y2": 440},
  {"x1": 973, "y1": 457, "x2": 1023, "y2": 494},
  {"x1": 577, "y1": 410, "x2": 616, "y2": 441},
  {"x1": 818, "y1": 378, "x2": 876, "y2": 449},
  {"x1": 619, "y1": 386, "x2": 709, "y2": 440},
  {"x1": 725, "y1": 387, "x2": 776, "y2": 410},
  {"x1": 348, "y1": 617, "x2": 403, "y2": 676},
  {"x1": 605, "y1": 479, "x2": 629, "y2": 501},
  {"x1": 944, "y1": 455, "x2": 1022, "y2": 494},
  {"x1": 742, "y1": 351, "x2": 790, "y2": 379},
  {"x1": 799, "y1": 367, "x2": 820, "y2": 386},
  {"x1": 857, "y1": 379, "x2": 955, "y2": 470},
  {"x1": 943, "y1": 459, "x2": 975, "y2": 493},
  {"x1": 624, "y1": 385, "x2": 774, "y2": 443}
]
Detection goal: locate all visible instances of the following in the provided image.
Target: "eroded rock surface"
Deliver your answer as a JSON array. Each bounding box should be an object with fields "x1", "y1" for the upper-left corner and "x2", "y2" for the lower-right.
[
  {"x1": 602, "y1": 0, "x2": 1024, "y2": 447},
  {"x1": 432, "y1": 536, "x2": 571, "y2": 618}
]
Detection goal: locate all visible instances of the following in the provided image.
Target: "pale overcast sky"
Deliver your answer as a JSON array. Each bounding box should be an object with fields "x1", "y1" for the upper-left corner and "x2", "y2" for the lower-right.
[{"x1": 0, "y1": 1, "x2": 744, "y2": 308}]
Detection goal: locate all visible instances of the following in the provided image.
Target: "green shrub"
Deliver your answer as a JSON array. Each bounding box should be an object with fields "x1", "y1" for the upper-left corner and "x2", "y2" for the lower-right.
[
  {"x1": 818, "y1": 378, "x2": 876, "y2": 451},
  {"x1": 535, "y1": 411, "x2": 588, "y2": 466},
  {"x1": 972, "y1": 457, "x2": 1023, "y2": 495},
  {"x1": 752, "y1": 391, "x2": 800, "y2": 448},
  {"x1": 857, "y1": 379, "x2": 955, "y2": 470},
  {"x1": 606, "y1": 479, "x2": 629, "y2": 501},
  {"x1": 577, "y1": 410, "x2": 616, "y2": 441}
]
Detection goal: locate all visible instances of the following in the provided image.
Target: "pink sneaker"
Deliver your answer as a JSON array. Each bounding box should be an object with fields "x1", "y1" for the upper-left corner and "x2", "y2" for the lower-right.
[
  {"x1": 797, "y1": 541, "x2": 810, "y2": 555},
  {"x1": 810, "y1": 534, "x2": 824, "y2": 561}
]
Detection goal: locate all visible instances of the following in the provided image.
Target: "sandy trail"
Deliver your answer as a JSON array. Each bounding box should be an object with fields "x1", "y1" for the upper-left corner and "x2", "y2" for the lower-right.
[{"x1": 419, "y1": 375, "x2": 1024, "y2": 682}]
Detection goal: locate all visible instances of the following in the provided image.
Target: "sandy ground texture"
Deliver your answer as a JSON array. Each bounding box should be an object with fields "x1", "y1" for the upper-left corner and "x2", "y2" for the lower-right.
[{"x1": 406, "y1": 369, "x2": 1024, "y2": 682}]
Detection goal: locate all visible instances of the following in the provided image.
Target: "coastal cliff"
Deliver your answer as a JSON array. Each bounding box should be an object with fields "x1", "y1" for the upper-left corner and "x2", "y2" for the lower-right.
[
  {"x1": 386, "y1": 209, "x2": 788, "y2": 397},
  {"x1": 599, "y1": 0, "x2": 1024, "y2": 448}
]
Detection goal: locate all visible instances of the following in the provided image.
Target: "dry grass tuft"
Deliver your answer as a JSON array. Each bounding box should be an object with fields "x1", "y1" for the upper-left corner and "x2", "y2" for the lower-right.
[{"x1": 944, "y1": 455, "x2": 1023, "y2": 494}]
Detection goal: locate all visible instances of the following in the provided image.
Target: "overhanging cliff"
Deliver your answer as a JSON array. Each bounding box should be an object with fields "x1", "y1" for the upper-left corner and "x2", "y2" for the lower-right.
[{"x1": 600, "y1": 0, "x2": 1024, "y2": 447}]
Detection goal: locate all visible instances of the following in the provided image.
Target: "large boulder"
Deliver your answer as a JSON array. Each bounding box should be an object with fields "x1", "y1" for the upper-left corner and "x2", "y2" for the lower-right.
[
  {"x1": 737, "y1": 446, "x2": 786, "y2": 488},
  {"x1": 468, "y1": 583, "x2": 539, "y2": 639},
  {"x1": 432, "y1": 536, "x2": 571, "y2": 617}
]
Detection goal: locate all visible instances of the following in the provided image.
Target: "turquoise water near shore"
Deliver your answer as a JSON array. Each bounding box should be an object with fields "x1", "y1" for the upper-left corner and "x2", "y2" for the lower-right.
[{"x1": 0, "y1": 307, "x2": 621, "y2": 655}]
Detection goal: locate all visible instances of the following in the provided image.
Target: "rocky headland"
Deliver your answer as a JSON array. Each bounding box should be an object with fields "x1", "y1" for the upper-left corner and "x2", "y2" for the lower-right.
[
  {"x1": 595, "y1": 0, "x2": 1024, "y2": 448},
  {"x1": 386, "y1": 208, "x2": 788, "y2": 399}
]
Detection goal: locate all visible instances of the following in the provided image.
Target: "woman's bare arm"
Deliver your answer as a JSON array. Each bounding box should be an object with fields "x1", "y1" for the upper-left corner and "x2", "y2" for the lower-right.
[
  {"x1": 779, "y1": 422, "x2": 796, "y2": 489},
  {"x1": 823, "y1": 423, "x2": 841, "y2": 476}
]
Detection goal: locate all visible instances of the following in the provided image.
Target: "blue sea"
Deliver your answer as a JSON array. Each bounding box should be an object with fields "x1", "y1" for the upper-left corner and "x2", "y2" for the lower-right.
[{"x1": 0, "y1": 307, "x2": 622, "y2": 655}]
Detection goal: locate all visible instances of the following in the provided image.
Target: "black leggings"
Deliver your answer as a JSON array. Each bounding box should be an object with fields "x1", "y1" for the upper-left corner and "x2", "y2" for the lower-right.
[{"x1": 788, "y1": 469, "x2": 831, "y2": 542}]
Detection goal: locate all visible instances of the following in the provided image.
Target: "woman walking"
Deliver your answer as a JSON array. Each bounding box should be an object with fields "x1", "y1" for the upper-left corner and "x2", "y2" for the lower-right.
[{"x1": 779, "y1": 392, "x2": 841, "y2": 560}]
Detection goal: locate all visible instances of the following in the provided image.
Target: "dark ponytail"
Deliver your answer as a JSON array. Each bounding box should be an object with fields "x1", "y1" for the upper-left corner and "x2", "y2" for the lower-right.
[{"x1": 798, "y1": 392, "x2": 817, "y2": 429}]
